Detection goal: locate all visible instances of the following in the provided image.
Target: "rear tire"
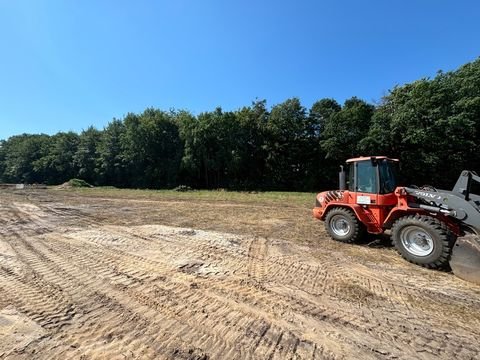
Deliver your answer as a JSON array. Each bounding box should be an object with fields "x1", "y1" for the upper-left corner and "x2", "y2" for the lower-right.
[
  {"x1": 325, "y1": 207, "x2": 364, "y2": 243},
  {"x1": 391, "y1": 214, "x2": 454, "y2": 269}
]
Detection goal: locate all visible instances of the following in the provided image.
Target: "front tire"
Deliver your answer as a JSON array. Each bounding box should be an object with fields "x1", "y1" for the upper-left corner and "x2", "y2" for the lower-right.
[
  {"x1": 391, "y1": 215, "x2": 454, "y2": 269},
  {"x1": 325, "y1": 207, "x2": 364, "y2": 243}
]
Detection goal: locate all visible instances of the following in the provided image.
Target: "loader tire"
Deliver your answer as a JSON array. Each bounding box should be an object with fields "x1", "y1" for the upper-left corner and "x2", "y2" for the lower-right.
[
  {"x1": 391, "y1": 215, "x2": 454, "y2": 269},
  {"x1": 325, "y1": 207, "x2": 364, "y2": 243}
]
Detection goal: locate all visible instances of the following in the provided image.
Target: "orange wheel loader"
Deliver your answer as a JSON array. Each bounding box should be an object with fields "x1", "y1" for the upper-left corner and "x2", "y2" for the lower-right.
[{"x1": 313, "y1": 156, "x2": 480, "y2": 285}]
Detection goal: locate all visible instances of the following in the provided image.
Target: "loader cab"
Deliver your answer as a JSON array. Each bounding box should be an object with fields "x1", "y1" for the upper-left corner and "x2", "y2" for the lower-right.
[{"x1": 344, "y1": 156, "x2": 399, "y2": 195}]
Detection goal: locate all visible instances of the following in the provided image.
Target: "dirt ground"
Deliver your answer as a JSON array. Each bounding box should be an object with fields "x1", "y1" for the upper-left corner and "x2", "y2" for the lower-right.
[{"x1": 0, "y1": 189, "x2": 479, "y2": 360}]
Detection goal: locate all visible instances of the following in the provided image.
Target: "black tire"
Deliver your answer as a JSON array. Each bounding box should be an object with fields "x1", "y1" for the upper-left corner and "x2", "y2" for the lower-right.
[
  {"x1": 325, "y1": 207, "x2": 364, "y2": 243},
  {"x1": 391, "y1": 214, "x2": 455, "y2": 269}
]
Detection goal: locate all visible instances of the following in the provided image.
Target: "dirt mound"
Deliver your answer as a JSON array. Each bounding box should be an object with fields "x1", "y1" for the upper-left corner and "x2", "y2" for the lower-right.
[{"x1": 56, "y1": 179, "x2": 93, "y2": 189}]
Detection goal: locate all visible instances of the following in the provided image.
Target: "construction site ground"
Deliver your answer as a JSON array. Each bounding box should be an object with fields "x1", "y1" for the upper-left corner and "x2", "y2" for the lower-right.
[{"x1": 0, "y1": 188, "x2": 479, "y2": 360}]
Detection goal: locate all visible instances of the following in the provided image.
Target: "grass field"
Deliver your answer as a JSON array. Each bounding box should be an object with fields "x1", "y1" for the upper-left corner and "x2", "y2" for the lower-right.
[{"x1": 68, "y1": 186, "x2": 315, "y2": 205}]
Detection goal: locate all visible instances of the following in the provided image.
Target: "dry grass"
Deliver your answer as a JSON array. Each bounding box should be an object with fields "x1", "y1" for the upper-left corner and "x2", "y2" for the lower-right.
[
  {"x1": 62, "y1": 187, "x2": 315, "y2": 207},
  {"x1": 51, "y1": 187, "x2": 320, "y2": 246}
]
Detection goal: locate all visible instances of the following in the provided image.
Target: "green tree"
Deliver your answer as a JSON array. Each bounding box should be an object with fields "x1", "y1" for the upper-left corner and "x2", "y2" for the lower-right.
[
  {"x1": 321, "y1": 97, "x2": 374, "y2": 162},
  {"x1": 97, "y1": 119, "x2": 126, "y2": 186},
  {"x1": 232, "y1": 100, "x2": 269, "y2": 189},
  {"x1": 362, "y1": 58, "x2": 480, "y2": 187},
  {"x1": 308, "y1": 98, "x2": 342, "y2": 189},
  {"x1": 34, "y1": 132, "x2": 79, "y2": 184},
  {"x1": 179, "y1": 106, "x2": 256, "y2": 189},
  {"x1": 310, "y1": 98, "x2": 341, "y2": 135},
  {"x1": 1, "y1": 57, "x2": 479, "y2": 191},
  {"x1": 73, "y1": 126, "x2": 101, "y2": 184},
  {"x1": 0, "y1": 134, "x2": 51, "y2": 183},
  {"x1": 122, "y1": 109, "x2": 182, "y2": 188},
  {"x1": 176, "y1": 110, "x2": 201, "y2": 187},
  {"x1": 265, "y1": 98, "x2": 312, "y2": 190}
]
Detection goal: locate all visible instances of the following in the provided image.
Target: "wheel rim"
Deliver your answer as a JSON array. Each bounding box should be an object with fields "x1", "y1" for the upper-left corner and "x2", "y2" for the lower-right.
[
  {"x1": 400, "y1": 226, "x2": 434, "y2": 256},
  {"x1": 330, "y1": 215, "x2": 351, "y2": 237}
]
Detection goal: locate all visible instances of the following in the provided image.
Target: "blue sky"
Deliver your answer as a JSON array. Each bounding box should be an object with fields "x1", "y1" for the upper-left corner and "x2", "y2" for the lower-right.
[{"x1": 0, "y1": 0, "x2": 479, "y2": 140}]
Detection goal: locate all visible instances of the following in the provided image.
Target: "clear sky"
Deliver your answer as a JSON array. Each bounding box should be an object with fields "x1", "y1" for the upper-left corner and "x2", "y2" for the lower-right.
[{"x1": 0, "y1": 0, "x2": 479, "y2": 140}]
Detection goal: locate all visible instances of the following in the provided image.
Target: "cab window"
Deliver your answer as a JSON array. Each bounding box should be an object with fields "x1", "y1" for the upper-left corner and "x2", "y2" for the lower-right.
[
  {"x1": 379, "y1": 160, "x2": 398, "y2": 194},
  {"x1": 356, "y1": 161, "x2": 377, "y2": 193}
]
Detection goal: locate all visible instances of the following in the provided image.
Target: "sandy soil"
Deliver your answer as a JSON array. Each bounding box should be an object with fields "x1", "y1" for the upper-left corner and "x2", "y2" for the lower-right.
[{"x1": 0, "y1": 189, "x2": 479, "y2": 359}]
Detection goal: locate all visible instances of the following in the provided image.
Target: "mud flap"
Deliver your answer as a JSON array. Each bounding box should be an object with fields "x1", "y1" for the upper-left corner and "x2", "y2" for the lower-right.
[{"x1": 450, "y1": 234, "x2": 480, "y2": 285}]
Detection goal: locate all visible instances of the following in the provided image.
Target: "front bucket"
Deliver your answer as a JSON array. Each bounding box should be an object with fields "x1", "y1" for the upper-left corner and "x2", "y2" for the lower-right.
[{"x1": 450, "y1": 234, "x2": 480, "y2": 285}]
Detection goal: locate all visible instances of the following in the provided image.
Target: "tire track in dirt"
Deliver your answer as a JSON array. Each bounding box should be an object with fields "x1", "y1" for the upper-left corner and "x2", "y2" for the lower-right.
[
  {"x1": 1, "y1": 196, "x2": 480, "y2": 359},
  {"x1": 6, "y1": 225, "x2": 480, "y2": 358},
  {"x1": 21, "y1": 232, "x2": 302, "y2": 359},
  {"x1": 262, "y1": 247, "x2": 480, "y2": 331},
  {"x1": 42, "y1": 231, "x2": 313, "y2": 359},
  {"x1": 46, "y1": 227, "x2": 480, "y2": 358},
  {"x1": 15, "y1": 228, "x2": 356, "y2": 358},
  {"x1": 247, "y1": 237, "x2": 268, "y2": 281},
  {"x1": 3, "y1": 233, "x2": 197, "y2": 358},
  {"x1": 0, "y1": 205, "x2": 166, "y2": 358}
]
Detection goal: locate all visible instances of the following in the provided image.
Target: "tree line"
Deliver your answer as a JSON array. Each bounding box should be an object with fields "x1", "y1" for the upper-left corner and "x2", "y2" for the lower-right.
[{"x1": 0, "y1": 58, "x2": 479, "y2": 191}]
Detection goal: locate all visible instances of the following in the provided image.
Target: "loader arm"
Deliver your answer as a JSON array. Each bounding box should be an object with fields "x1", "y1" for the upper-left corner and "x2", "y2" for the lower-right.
[{"x1": 403, "y1": 186, "x2": 480, "y2": 234}]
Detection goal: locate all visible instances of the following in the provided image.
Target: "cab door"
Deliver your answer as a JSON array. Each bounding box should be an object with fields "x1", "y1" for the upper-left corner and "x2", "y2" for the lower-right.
[{"x1": 352, "y1": 160, "x2": 379, "y2": 206}]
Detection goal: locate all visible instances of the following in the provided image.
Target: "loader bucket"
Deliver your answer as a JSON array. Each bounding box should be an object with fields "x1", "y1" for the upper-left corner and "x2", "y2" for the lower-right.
[{"x1": 450, "y1": 234, "x2": 480, "y2": 285}]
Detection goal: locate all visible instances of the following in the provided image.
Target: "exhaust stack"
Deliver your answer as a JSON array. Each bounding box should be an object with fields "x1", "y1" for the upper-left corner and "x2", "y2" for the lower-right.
[{"x1": 339, "y1": 165, "x2": 346, "y2": 190}]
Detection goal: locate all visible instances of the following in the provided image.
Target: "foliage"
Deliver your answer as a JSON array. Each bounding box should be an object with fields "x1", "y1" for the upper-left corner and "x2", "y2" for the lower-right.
[
  {"x1": 0, "y1": 58, "x2": 479, "y2": 191},
  {"x1": 362, "y1": 59, "x2": 480, "y2": 187},
  {"x1": 0, "y1": 134, "x2": 51, "y2": 183},
  {"x1": 321, "y1": 97, "x2": 374, "y2": 161},
  {"x1": 264, "y1": 98, "x2": 315, "y2": 190},
  {"x1": 73, "y1": 126, "x2": 101, "y2": 185}
]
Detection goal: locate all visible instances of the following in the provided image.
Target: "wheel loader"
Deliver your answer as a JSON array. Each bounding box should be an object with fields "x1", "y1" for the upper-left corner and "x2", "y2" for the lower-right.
[{"x1": 312, "y1": 156, "x2": 480, "y2": 285}]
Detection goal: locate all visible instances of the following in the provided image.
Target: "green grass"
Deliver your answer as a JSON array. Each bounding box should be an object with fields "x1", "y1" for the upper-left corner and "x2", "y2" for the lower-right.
[{"x1": 56, "y1": 186, "x2": 316, "y2": 206}]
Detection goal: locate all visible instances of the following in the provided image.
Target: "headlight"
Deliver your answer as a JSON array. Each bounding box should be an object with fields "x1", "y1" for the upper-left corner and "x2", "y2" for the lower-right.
[{"x1": 315, "y1": 196, "x2": 324, "y2": 207}]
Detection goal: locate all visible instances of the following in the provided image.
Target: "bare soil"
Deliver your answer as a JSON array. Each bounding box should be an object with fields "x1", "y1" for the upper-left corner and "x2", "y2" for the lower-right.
[{"x1": 0, "y1": 188, "x2": 479, "y2": 359}]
